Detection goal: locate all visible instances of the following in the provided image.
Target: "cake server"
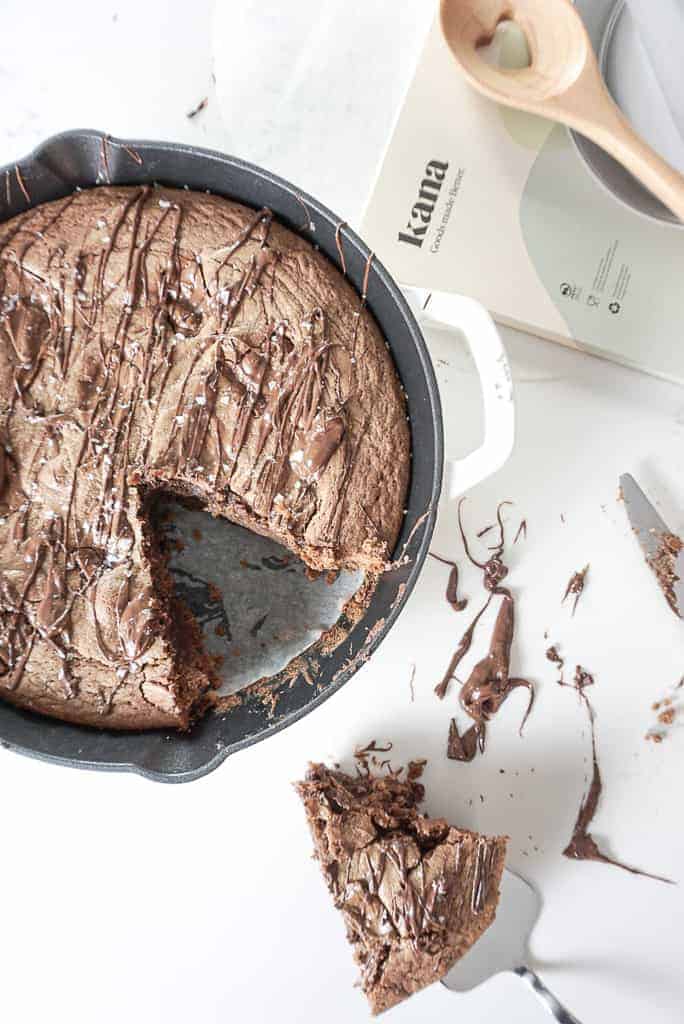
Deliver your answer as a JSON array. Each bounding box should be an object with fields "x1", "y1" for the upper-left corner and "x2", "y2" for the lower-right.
[
  {"x1": 442, "y1": 869, "x2": 583, "y2": 1023},
  {"x1": 439, "y1": 0, "x2": 684, "y2": 221},
  {"x1": 620, "y1": 473, "x2": 684, "y2": 618}
]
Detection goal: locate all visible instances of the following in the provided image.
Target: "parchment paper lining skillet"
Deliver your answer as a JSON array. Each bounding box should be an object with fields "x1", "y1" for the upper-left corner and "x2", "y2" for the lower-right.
[{"x1": 0, "y1": 131, "x2": 512, "y2": 782}]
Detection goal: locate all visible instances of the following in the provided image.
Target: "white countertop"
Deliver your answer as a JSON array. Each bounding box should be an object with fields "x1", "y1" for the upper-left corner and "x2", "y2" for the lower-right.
[{"x1": 1, "y1": 3, "x2": 683, "y2": 1023}]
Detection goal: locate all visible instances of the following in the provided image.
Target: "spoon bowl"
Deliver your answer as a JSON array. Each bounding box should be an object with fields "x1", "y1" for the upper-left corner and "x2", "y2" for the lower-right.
[
  {"x1": 440, "y1": 0, "x2": 684, "y2": 221},
  {"x1": 442, "y1": 0, "x2": 590, "y2": 105}
]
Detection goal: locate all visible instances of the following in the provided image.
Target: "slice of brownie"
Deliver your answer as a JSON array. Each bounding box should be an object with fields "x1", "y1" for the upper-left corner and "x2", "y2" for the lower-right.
[{"x1": 296, "y1": 763, "x2": 507, "y2": 1014}]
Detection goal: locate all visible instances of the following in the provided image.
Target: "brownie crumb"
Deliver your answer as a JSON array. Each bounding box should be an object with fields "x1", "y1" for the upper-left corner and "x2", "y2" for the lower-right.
[{"x1": 647, "y1": 531, "x2": 683, "y2": 617}]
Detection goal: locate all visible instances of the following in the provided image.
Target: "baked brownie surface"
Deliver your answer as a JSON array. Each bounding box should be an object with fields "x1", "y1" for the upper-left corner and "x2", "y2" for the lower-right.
[
  {"x1": 0, "y1": 186, "x2": 409, "y2": 729},
  {"x1": 296, "y1": 763, "x2": 507, "y2": 1014}
]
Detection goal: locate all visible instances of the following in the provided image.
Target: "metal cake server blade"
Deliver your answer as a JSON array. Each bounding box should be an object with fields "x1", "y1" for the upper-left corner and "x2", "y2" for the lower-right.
[
  {"x1": 620, "y1": 473, "x2": 684, "y2": 618},
  {"x1": 442, "y1": 869, "x2": 583, "y2": 1023}
]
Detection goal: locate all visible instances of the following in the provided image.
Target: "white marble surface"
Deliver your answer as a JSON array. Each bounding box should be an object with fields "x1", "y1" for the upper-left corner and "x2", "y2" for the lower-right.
[{"x1": 1, "y1": 3, "x2": 683, "y2": 1023}]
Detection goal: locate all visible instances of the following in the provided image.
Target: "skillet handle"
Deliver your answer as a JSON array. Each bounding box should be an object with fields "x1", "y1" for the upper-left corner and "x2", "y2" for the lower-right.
[{"x1": 404, "y1": 288, "x2": 514, "y2": 499}]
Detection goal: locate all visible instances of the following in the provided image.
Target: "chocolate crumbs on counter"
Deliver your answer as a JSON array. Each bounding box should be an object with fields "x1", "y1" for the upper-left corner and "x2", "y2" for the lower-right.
[
  {"x1": 646, "y1": 683, "x2": 682, "y2": 742},
  {"x1": 546, "y1": 645, "x2": 564, "y2": 682},
  {"x1": 546, "y1": 645, "x2": 563, "y2": 667},
  {"x1": 355, "y1": 739, "x2": 393, "y2": 758},
  {"x1": 430, "y1": 552, "x2": 468, "y2": 612},
  {"x1": 562, "y1": 564, "x2": 589, "y2": 615},
  {"x1": 406, "y1": 758, "x2": 427, "y2": 782}
]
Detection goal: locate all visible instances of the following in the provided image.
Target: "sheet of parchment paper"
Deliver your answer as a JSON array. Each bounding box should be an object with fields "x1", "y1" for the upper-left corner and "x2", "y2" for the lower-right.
[{"x1": 160, "y1": 502, "x2": 364, "y2": 696}]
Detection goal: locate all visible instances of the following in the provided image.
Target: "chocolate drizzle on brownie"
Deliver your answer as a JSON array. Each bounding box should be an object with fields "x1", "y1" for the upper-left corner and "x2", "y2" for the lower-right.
[
  {"x1": 0, "y1": 186, "x2": 409, "y2": 727},
  {"x1": 296, "y1": 762, "x2": 507, "y2": 1014}
]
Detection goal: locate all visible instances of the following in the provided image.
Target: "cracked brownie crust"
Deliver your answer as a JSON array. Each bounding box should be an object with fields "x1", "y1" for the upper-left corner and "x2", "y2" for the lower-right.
[
  {"x1": 0, "y1": 186, "x2": 410, "y2": 729},
  {"x1": 296, "y1": 763, "x2": 507, "y2": 1014}
]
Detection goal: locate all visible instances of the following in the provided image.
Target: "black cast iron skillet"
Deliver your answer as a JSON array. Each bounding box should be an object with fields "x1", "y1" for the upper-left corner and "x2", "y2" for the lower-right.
[{"x1": 0, "y1": 131, "x2": 442, "y2": 782}]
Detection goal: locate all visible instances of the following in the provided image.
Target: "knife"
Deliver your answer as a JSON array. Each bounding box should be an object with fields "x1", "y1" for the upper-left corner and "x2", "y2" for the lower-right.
[{"x1": 620, "y1": 473, "x2": 684, "y2": 619}]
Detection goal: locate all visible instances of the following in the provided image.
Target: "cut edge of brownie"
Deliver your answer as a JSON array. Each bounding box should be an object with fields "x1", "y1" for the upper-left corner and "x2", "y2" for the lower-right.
[
  {"x1": 296, "y1": 762, "x2": 507, "y2": 1015},
  {"x1": 135, "y1": 491, "x2": 215, "y2": 731}
]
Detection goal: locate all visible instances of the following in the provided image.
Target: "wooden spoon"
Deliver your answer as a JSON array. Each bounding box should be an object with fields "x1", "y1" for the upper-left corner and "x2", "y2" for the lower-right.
[{"x1": 440, "y1": 0, "x2": 684, "y2": 222}]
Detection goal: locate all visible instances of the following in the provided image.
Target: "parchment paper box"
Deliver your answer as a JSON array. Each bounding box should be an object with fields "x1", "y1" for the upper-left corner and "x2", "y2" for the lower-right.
[{"x1": 361, "y1": 17, "x2": 684, "y2": 385}]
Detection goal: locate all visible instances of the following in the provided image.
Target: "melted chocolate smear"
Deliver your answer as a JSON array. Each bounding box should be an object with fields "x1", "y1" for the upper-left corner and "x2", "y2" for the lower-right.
[
  {"x1": 355, "y1": 739, "x2": 393, "y2": 757},
  {"x1": 562, "y1": 564, "x2": 589, "y2": 615},
  {"x1": 439, "y1": 500, "x2": 534, "y2": 757},
  {"x1": 334, "y1": 222, "x2": 347, "y2": 276},
  {"x1": 14, "y1": 165, "x2": 30, "y2": 205},
  {"x1": 562, "y1": 667, "x2": 674, "y2": 884},
  {"x1": 186, "y1": 97, "x2": 208, "y2": 119},
  {"x1": 387, "y1": 509, "x2": 431, "y2": 571},
  {"x1": 429, "y1": 552, "x2": 468, "y2": 612},
  {"x1": 100, "y1": 135, "x2": 111, "y2": 183},
  {"x1": 434, "y1": 595, "x2": 491, "y2": 700},
  {"x1": 514, "y1": 519, "x2": 527, "y2": 544}
]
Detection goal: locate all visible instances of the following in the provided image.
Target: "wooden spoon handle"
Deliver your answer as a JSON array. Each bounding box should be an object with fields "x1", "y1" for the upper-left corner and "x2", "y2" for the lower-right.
[{"x1": 561, "y1": 77, "x2": 684, "y2": 223}]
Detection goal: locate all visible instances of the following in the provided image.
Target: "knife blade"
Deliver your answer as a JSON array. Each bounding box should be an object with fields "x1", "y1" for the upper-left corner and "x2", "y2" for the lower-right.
[{"x1": 620, "y1": 473, "x2": 684, "y2": 619}]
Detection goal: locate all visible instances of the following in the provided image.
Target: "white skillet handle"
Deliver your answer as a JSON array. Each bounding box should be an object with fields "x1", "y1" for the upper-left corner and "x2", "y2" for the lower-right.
[{"x1": 403, "y1": 288, "x2": 515, "y2": 499}]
